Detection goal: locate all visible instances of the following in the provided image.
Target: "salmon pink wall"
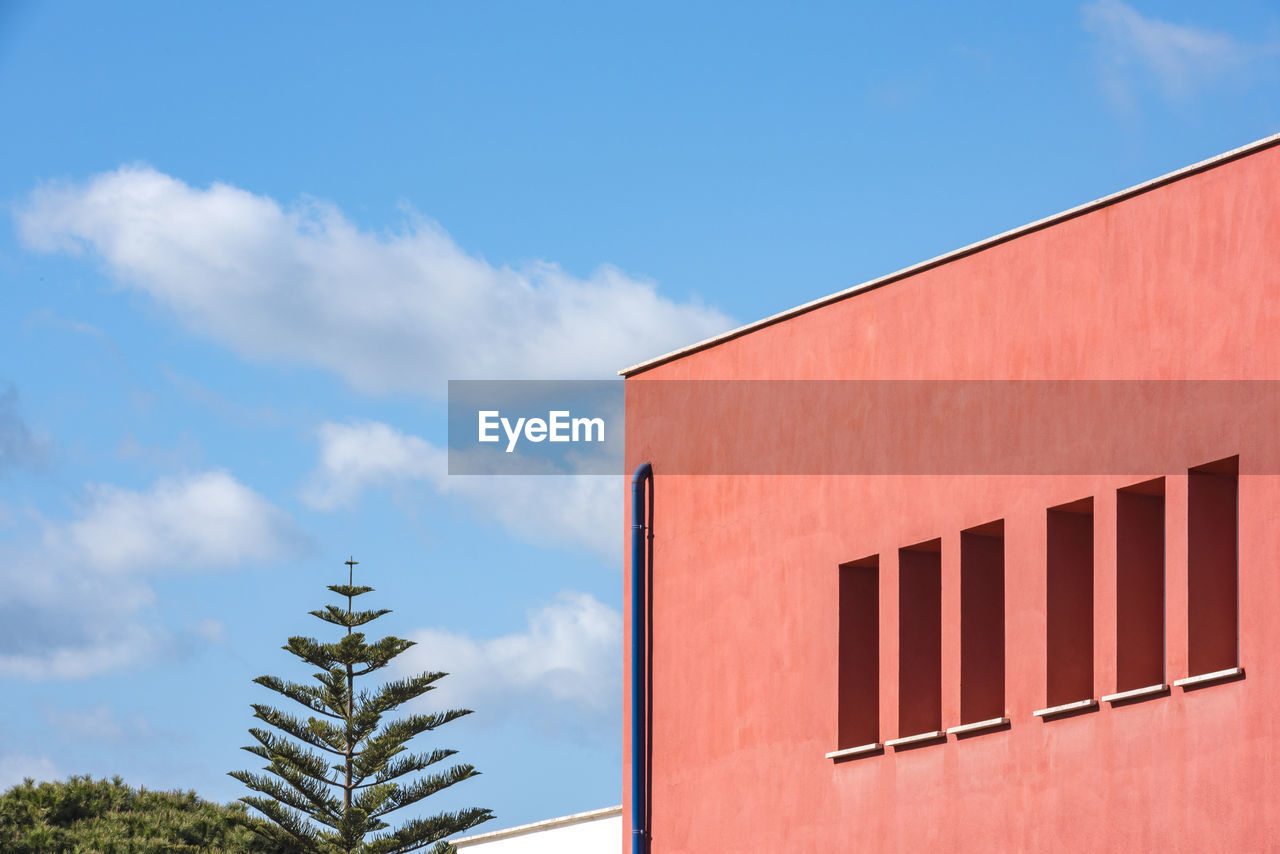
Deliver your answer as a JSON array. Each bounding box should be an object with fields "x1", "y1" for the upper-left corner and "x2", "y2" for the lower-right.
[{"x1": 624, "y1": 141, "x2": 1280, "y2": 851}]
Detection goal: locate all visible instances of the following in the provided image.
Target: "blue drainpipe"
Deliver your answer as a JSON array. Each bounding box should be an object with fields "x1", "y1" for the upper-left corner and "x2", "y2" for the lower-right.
[{"x1": 631, "y1": 462, "x2": 653, "y2": 854}]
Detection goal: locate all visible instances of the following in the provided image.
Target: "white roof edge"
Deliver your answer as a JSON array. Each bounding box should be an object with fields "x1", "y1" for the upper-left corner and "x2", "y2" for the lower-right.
[
  {"x1": 618, "y1": 130, "x2": 1280, "y2": 377},
  {"x1": 453, "y1": 804, "x2": 622, "y2": 846}
]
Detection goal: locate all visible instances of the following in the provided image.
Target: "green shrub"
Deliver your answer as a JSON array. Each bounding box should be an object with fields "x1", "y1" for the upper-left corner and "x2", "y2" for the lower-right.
[{"x1": 0, "y1": 775, "x2": 286, "y2": 853}]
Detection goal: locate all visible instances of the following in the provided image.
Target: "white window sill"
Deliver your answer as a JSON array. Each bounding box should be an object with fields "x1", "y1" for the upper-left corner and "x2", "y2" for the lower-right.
[
  {"x1": 885, "y1": 730, "x2": 945, "y2": 748},
  {"x1": 825, "y1": 742, "x2": 882, "y2": 760},
  {"x1": 946, "y1": 716, "x2": 1009, "y2": 736},
  {"x1": 1101, "y1": 683, "x2": 1168, "y2": 704},
  {"x1": 1033, "y1": 698, "x2": 1097, "y2": 718},
  {"x1": 1174, "y1": 666, "x2": 1244, "y2": 688}
]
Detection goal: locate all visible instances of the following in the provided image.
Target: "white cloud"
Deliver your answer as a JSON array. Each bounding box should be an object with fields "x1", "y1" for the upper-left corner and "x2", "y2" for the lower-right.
[
  {"x1": 60, "y1": 470, "x2": 300, "y2": 575},
  {"x1": 1082, "y1": 1, "x2": 1261, "y2": 107},
  {"x1": 302, "y1": 420, "x2": 445, "y2": 510},
  {"x1": 0, "y1": 754, "x2": 60, "y2": 791},
  {"x1": 302, "y1": 420, "x2": 620, "y2": 561},
  {"x1": 17, "y1": 167, "x2": 732, "y2": 394},
  {"x1": 398, "y1": 592, "x2": 621, "y2": 735},
  {"x1": 0, "y1": 471, "x2": 303, "y2": 679},
  {"x1": 0, "y1": 624, "x2": 158, "y2": 681}
]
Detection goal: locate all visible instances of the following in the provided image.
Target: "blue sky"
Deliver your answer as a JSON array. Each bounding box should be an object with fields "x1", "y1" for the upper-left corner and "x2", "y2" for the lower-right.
[{"x1": 1, "y1": 0, "x2": 1278, "y2": 832}]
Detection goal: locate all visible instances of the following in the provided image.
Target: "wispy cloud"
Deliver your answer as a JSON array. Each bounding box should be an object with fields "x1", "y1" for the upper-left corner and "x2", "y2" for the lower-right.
[
  {"x1": 0, "y1": 754, "x2": 60, "y2": 791},
  {"x1": 1082, "y1": 1, "x2": 1268, "y2": 108},
  {"x1": 397, "y1": 592, "x2": 621, "y2": 739},
  {"x1": 301, "y1": 420, "x2": 619, "y2": 561},
  {"x1": 0, "y1": 382, "x2": 49, "y2": 475},
  {"x1": 16, "y1": 167, "x2": 732, "y2": 395},
  {"x1": 161, "y1": 368, "x2": 280, "y2": 428},
  {"x1": 0, "y1": 471, "x2": 304, "y2": 679},
  {"x1": 45, "y1": 704, "x2": 152, "y2": 742},
  {"x1": 22, "y1": 308, "x2": 113, "y2": 345},
  {"x1": 115, "y1": 431, "x2": 204, "y2": 472}
]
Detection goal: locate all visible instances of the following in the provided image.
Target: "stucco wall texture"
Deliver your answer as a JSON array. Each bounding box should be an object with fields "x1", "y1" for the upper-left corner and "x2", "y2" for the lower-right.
[{"x1": 623, "y1": 139, "x2": 1280, "y2": 852}]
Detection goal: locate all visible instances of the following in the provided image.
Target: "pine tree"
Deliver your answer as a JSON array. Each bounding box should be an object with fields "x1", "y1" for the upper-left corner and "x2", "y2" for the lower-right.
[{"x1": 231, "y1": 558, "x2": 493, "y2": 854}]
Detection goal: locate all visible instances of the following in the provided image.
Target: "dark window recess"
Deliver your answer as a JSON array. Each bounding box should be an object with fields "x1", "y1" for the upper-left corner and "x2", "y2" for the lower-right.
[
  {"x1": 1116, "y1": 478, "x2": 1166, "y2": 691},
  {"x1": 898, "y1": 540, "x2": 942, "y2": 736},
  {"x1": 838, "y1": 557, "x2": 879, "y2": 748},
  {"x1": 1188, "y1": 456, "x2": 1239, "y2": 675},
  {"x1": 1047, "y1": 499, "x2": 1094, "y2": 706},
  {"x1": 961, "y1": 521, "x2": 1005, "y2": 723}
]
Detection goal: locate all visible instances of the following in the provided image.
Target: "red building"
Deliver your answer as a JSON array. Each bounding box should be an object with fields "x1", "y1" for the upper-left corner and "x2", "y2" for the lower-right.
[{"x1": 621, "y1": 134, "x2": 1280, "y2": 851}]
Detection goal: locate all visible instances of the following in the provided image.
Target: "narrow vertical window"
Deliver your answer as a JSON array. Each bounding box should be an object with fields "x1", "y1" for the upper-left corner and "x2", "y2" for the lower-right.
[
  {"x1": 838, "y1": 557, "x2": 878, "y2": 749},
  {"x1": 1116, "y1": 478, "x2": 1166, "y2": 691},
  {"x1": 1188, "y1": 456, "x2": 1239, "y2": 676},
  {"x1": 899, "y1": 540, "x2": 941, "y2": 737},
  {"x1": 1047, "y1": 499, "x2": 1093, "y2": 706},
  {"x1": 961, "y1": 521, "x2": 1004, "y2": 723}
]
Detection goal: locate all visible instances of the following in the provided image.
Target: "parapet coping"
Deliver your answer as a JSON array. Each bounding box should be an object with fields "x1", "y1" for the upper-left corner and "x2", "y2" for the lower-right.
[{"x1": 619, "y1": 131, "x2": 1280, "y2": 378}]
